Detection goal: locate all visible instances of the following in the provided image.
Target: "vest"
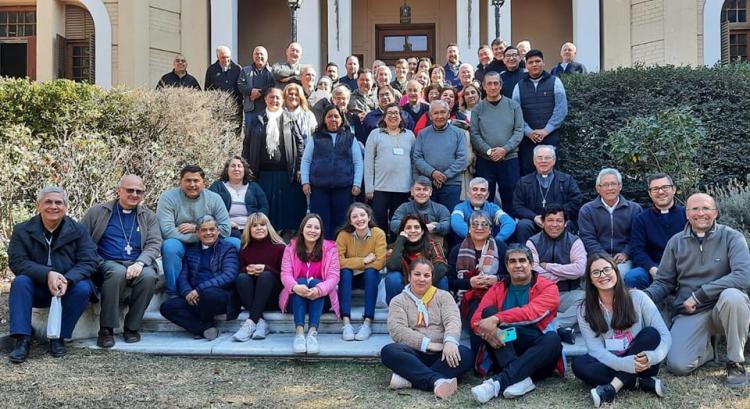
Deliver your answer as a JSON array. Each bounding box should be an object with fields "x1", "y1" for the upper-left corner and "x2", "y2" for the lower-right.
[
  {"x1": 309, "y1": 129, "x2": 355, "y2": 189},
  {"x1": 529, "y1": 230, "x2": 580, "y2": 292},
  {"x1": 518, "y1": 71, "x2": 556, "y2": 131}
]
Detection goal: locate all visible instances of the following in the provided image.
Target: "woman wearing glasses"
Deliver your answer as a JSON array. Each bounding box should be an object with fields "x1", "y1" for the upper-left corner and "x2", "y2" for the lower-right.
[{"x1": 572, "y1": 254, "x2": 671, "y2": 407}]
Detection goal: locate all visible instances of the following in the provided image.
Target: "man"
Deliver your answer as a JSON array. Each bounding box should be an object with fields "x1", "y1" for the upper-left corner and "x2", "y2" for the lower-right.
[
  {"x1": 578, "y1": 168, "x2": 642, "y2": 275},
  {"x1": 407, "y1": 57, "x2": 419, "y2": 78},
  {"x1": 627, "y1": 173, "x2": 687, "y2": 289},
  {"x1": 475, "y1": 45, "x2": 495, "y2": 87},
  {"x1": 457, "y1": 63, "x2": 475, "y2": 92},
  {"x1": 550, "y1": 42, "x2": 588, "y2": 76},
  {"x1": 391, "y1": 58, "x2": 409, "y2": 94},
  {"x1": 204, "y1": 45, "x2": 242, "y2": 108},
  {"x1": 237, "y1": 46, "x2": 274, "y2": 131},
  {"x1": 526, "y1": 206, "x2": 586, "y2": 330},
  {"x1": 272, "y1": 42, "x2": 303, "y2": 87},
  {"x1": 451, "y1": 177, "x2": 516, "y2": 252},
  {"x1": 156, "y1": 164, "x2": 239, "y2": 296},
  {"x1": 644, "y1": 193, "x2": 750, "y2": 387},
  {"x1": 401, "y1": 79, "x2": 430, "y2": 125},
  {"x1": 412, "y1": 100, "x2": 468, "y2": 213},
  {"x1": 80, "y1": 175, "x2": 160, "y2": 348},
  {"x1": 512, "y1": 145, "x2": 583, "y2": 244},
  {"x1": 371, "y1": 59, "x2": 386, "y2": 73},
  {"x1": 512, "y1": 49, "x2": 568, "y2": 176},
  {"x1": 488, "y1": 38, "x2": 508, "y2": 74},
  {"x1": 339, "y1": 55, "x2": 359, "y2": 90},
  {"x1": 499, "y1": 46, "x2": 525, "y2": 99},
  {"x1": 390, "y1": 177, "x2": 452, "y2": 246},
  {"x1": 7, "y1": 187, "x2": 97, "y2": 363},
  {"x1": 443, "y1": 43, "x2": 462, "y2": 88},
  {"x1": 325, "y1": 62, "x2": 340, "y2": 86},
  {"x1": 347, "y1": 68, "x2": 377, "y2": 121},
  {"x1": 300, "y1": 64, "x2": 317, "y2": 98},
  {"x1": 470, "y1": 244, "x2": 562, "y2": 403},
  {"x1": 470, "y1": 72, "x2": 524, "y2": 210},
  {"x1": 156, "y1": 54, "x2": 201, "y2": 89}
]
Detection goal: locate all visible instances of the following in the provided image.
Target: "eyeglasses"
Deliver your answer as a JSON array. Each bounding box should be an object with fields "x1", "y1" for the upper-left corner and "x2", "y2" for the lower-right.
[
  {"x1": 590, "y1": 266, "x2": 614, "y2": 278},
  {"x1": 385, "y1": 111, "x2": 401, "y2": 117},
  {"x1": 470, "y1": 222, "x2": 491, "y2": 229},
  {"x1": 648, "y1": 184, "x2": 674, "y2": 193},
  {"x1": 597, "y1": 182, "x2": 620, "y2": 189},
  {"x1": 687, "y1": 207, "x2": 716, "y2": 214},
  {"x1": 505, "y1": 53, "x2": 520, "y2": 58},
  {"x1": 535, "y1": 155, "x2": 554, "y2": 161},
  {"x1": 123, "y1": 188, "x2": 145, "y2": 195}
]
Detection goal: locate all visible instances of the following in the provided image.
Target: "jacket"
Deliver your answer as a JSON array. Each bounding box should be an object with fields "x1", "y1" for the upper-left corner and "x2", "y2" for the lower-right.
[
  {"x1": 204, "y1": 60, "x2": 242, "y2": 106},
  {"x1": 550, "y1": 61, "x2": 587, "y2": 76},
  {"x1": 451, "y1": 200, "x2": 516, "y2": 243},
  {"x1": 236, "y1": 63, "x2": 274, "y2": 113},
  {"x1": 279, "y1": 239, "x2": 341, "y2": 318},
  {"x1": 208, "y1": 180, "x2": 270, "y2": 216},
  {"x1": 177, "y1": 238, "x2": 240, "y2": 319},
  {"x1": 8, "y1": 215, "x2": 98, "y2": 285},
  {"x1": 578, "y1": 196, "x2": 642, "y2": 256},
  {"x1": 512, "y1": 170, "x2": 583, "y2": 223},
  {"x1": 390, "y1": 200, "x2": 451, "y2": 236},
  {"x1": 244, "y1": 112, "x2": 306, "y2": 183}
]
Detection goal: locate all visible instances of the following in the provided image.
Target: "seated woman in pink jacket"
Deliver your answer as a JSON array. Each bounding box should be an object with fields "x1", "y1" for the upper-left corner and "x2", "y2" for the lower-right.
[{"x1": 279, "y1": 213, "x2": 341, "y2": 355}]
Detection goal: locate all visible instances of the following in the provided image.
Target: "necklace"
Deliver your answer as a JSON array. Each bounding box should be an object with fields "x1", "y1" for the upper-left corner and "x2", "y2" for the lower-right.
[
  {"x1": 538, "y1": 178, "x2": 552, "y2": 209},
  {"x1": 116, "y1": 202, "x2": 136, "y2": 256}
]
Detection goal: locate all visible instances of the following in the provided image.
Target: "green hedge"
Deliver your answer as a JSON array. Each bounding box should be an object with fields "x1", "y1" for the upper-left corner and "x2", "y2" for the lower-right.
[{"x1": 558, "y1": 63, "x2": 750, "y2": 204}]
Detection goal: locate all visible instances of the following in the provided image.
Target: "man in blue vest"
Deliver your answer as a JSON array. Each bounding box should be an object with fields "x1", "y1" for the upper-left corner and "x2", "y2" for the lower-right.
[{"x1": 511, "y1": 49, "x2": 568, "y2": 176}]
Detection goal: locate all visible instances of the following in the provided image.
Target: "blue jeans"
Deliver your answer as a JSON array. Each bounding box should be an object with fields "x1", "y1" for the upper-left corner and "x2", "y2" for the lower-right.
[
  {"x1": 338, "y1": 268, "x2": 380, "y2": 320},
  {"x1": 9, "y1": 275, "x2": 93, "y2": 339},
  {"x1": 624, "y1": 267, "x2": 652, "y2": 289},
  {"x1": 291, "y1": 277, "x2": 325, "y2": 328},
  {"x1": 384, "y1": 271, "x2": 449, "y2": 305},
  {"x1": 475, "y1": 157, "x2": 520, "y2": 213},
  {"x1": 162, "y1": 237, "x2": 241, "y2": 295},
  {"x1": 309, "y1": 187, "x2": 354, "y2": 240},
  {"x1": 160, "y1": 287, "x2": 230, "y2": 335},
  {"x1": 381, "y1": 342, "x2": 474, "y2": 391},
  {"x1": 433, "y1": 184, "x2": 461, "y2": 214}
]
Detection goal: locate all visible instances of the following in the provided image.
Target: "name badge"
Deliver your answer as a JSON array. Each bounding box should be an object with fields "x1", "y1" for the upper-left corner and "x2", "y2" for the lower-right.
[
  {"x1": 605, "y1": 338, "x2": 626, "y2": 351},
  {"x1": 393, "y1": 147, "x2": 405, "y2": 155}
]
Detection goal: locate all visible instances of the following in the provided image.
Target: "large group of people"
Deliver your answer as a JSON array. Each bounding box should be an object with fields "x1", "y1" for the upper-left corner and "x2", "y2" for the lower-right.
[{"x1": 6, "y1": 36, "x2": 749, "y2": 407}]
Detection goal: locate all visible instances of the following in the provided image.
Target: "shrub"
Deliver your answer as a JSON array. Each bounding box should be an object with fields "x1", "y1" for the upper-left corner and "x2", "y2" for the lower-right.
[{"x1": 709, "y1": 176, "x2": 750, "y2": 241}]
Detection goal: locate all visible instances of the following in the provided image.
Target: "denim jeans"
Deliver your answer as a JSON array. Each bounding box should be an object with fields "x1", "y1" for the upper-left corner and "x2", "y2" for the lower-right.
[
  {"x1": 291, "y1": 277, "x2": 325, "y2": 328},
  {"x1": 338, "y1": 268, "x2": 380, "y2": 319},
  {"x1": 309, "y1": 187, "x2": 354, "y2": 240},
  {"x1": 433, "y1": 184, "x2": 462, "y2": 214},
  {"x1": 384, "y1": 271, "x2": 449, "y2": 305},
  {"x1": 623, "y1": 267, "x2": 652, "y2": 289}
]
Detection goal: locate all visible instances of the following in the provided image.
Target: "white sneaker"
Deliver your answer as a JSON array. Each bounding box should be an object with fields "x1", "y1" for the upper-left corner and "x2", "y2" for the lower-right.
[
  {"x1": 354, "y1": 324, "x2": 372, "y2": 341},
  {"x1": 306, "y1": 331, "x2": 320, "y2": 354},
  {"x1": 502, "y1": 377, "x2": 535, "y2": 399},
  {"x1": 232, "y1": 319, "x2": 256, "y2": 342},
  {"x1": 342, "y1": 324, "x2": 355, "y2": 341},
  {"x1": 471, "y1": 379, "x2": 500, "y2": 404},
  {"x1": 388, "y1": 373, "x2": 412, "y2": 389},
  {"x1": 251, "y1": 319, "x2": 269, "y2": 340},
  {"x1": 433, "y1": 378, "x2": 458, "y2": 400},
  {"x1": 293, "y1": 334, "x2": 306, "y2": 354}
]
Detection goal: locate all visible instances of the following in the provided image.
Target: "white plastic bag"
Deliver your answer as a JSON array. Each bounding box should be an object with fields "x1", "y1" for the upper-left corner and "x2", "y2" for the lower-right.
[
  {"x1": 376, "y1": 277, "x2": 387, "y2": 309},
  {"x1": 47, "y1": 295, "x2": 62, "y2": 339}
]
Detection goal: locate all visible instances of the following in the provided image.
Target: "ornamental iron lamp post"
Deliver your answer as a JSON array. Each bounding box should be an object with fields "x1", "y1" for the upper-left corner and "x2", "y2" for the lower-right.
[
  {"x1": 491, "y1": 0, "x2": 506, "y2": 40},
  {"x1": 288, "y1": 0, "x2": 305, "y2": 43}
]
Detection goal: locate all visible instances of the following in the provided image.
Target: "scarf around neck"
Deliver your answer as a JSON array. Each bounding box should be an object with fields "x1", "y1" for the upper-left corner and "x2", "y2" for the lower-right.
[
  {"x1": 456, "y1": 238, "x2": 498, "y2": 279},
  {"x1": 404, "y1": 284, "x2": 437, "y2": 327},
  {"x1": 264, "y1": 109, "x2": 283, "y2": 158}
]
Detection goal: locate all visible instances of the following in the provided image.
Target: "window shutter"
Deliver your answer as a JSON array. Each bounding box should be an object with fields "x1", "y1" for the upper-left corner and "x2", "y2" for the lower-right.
[
  {"x1": 56, "y1": 34, "x2": 67, "y2": 78},
  {"x1": 88, "y1": 33, "x2": 95, "y2": 84},
  {"x1": 721, "y1": 19, "x2": 730, "y2": 64}
]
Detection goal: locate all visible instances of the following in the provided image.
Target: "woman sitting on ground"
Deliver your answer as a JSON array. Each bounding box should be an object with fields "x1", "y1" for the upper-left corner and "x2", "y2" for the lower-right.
[
  {"x1": 231, "y1": 212, "x2": 286, "y2": 341},
  {"x1": 335, "y1": 202, "x2": 387, "y2": 341},
  {"x1": 572, "y1": 254, "x2": 671, "y2": 408},
  {"x1": 384, "y1": 215, "x2": 449, "y2": 304},
  {"x1": 381, "y1": 258, "x2": 473, "y2": 400},
  {"x1": 279, "y1": 213, "x2": 340, "y2": 355},
  {"x1": 209, "y1": 155, "x2": 269, "y2": 238}
]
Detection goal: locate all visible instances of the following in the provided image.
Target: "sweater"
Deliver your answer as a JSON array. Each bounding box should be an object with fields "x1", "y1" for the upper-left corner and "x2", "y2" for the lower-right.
[
  {"x1": 578, "y1": 290, "x2": 671, "y2": 374},
  {"x1": 207, "y1": 180, "x2": 270, "y2": 217},
  {"x1": 389, "y1": 200, "x2": 451, "y2": 236},
  {"x1": 364, "y1": 128, "x2": 415, "y2": 194},
  {"x1": 238, "y1": 236, "x2": 286, "y2": 275},
  {"x1": 279, "y1": 239, "x2": 341, "y2": 318},
  {"x1": 388, "y1": 288, "x2": 462, "y2": 351},
  {"x1": 156, "y1": 188, "x2": 232, "y2": 243},
  {"x1": 578, "y1": 196, "x2": 642, "y2": 257},
  {"x1": 450, "y1": 200, "x2": 517, "y2": 242},
  {"x1": 469, "y1": 97, "x2": 525, "y2": 160},
  {"x1": 630, "y1": 204, "x2": 687, "y2": 271},
  {"x1": 412, "y1": 124, "x2": 468, "y2": 186},
  {"x1": 335, "y1": 227, "x2": 387, "y2": 272}
]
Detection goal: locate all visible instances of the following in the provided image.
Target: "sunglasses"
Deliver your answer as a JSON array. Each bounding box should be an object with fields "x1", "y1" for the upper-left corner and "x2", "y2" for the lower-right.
[{"x1": 123, "y1": 188, "x2": 145, "y2": 195}]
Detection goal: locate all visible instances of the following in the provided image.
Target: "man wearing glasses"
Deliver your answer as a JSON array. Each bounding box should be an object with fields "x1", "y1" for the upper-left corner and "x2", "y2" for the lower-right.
[
  {"x1": 499, "y1": 46, "x2": 525, "y2": 99},
  {"x1": 626, "y1": 173, "x2": 687, "y2": 289},
  {"x1": 644, "y1": 193, "x2": 750, "y2": 387},
  {"x1": 81, "y1": 175, "x2": 161, "y2": 348}
]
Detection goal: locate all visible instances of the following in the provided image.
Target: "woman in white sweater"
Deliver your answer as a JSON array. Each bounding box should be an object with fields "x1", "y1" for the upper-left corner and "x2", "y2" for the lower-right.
[{"x1": 572, "y1": 253, "x2": 671, "y2": 408}]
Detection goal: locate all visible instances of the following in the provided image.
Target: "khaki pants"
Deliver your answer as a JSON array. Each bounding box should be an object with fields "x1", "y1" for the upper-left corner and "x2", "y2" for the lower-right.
[
  {"x1": 667, "y1": 288, "x2": 750, "y2": 375},
  {"x1": 99, "y1": 260, "x2": 157, "y2": 331}
]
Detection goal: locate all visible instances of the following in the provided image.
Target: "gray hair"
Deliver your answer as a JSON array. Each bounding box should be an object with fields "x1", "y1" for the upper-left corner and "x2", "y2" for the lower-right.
[
  {"x1": 459, "y1": 63, "x2": 474, "y2": 73},
  {"x1": 331, "y1": 84, "x2": 351, "y2": 98},
  {"x1": 504, "y1": 243, "x2": 533, "y2": 265},
  {"x1": 483, "y1": 71, "x2": 502, "y2": 84},
  {"x1": 301, "y1": 64, "x2": 316, "y2": 75},
  {"x1": 596, "y1": 168, "x2": 623, "y2": 186},
  {"x1": 533, "y1": 145, "x2": 557, "y2": 159},
  {"x1": 469, "y1": 177, "x2": 489, "y2": 189},
  {"x1": 413, "y1": 176, "x2": 432, "y2": 188},
  {"x1": 196, "y1": 215, "x2": 217, "y2": 228},
  {"x1": 216, "y1": 45, "x2": 231, "y2": 57},
  {"x1": 429, "y1": 99, "x2": 449, "y2": 113},
  {"x1": 469, "y1": 210, "x2": 493, "y2": 227},
  {"x1": 37, "y1": 186, "x2": 69, "y2": 205}
]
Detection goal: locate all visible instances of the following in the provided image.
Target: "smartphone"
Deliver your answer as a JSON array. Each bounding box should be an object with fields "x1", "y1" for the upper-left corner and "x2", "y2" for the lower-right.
[{"x1": 497, "y1": 327, "x2": 517, "y2": 343}]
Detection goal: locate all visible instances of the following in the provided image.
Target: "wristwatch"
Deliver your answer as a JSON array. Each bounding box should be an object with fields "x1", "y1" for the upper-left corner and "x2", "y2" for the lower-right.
[{"x1": 486, "y1": 148, "x2": 492, "y2": 156}]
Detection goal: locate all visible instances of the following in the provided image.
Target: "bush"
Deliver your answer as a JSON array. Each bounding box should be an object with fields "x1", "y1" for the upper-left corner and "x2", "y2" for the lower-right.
[{"x1": 709, "y1": 176, "x2": 750, "y2": 241}]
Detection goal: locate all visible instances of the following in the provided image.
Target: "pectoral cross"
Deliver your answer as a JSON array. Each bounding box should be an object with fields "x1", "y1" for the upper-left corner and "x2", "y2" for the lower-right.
[{"x1": 125, "y1": 244, "x2": 133, "y2": 255}]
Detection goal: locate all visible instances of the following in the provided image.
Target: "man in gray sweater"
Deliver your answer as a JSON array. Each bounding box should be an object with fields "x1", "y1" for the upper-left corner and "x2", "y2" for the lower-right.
[
  {"x1": 470, "y1": 71, "x2": 524, "y2": 210},
  {"x1": 412, "y1": 100, "x2": 468, "y2": 213},
  {"x1": 644, "y1": 193, "x2": 750, "y2": 387}
]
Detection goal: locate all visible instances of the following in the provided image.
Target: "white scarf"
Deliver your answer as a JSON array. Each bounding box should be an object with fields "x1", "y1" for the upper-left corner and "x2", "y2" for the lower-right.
[{"x1": 265, "y1": 109, "x2": 283, "y2": 158}]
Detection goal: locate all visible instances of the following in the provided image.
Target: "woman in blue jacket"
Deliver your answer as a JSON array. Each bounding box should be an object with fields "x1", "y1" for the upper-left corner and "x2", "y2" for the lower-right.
[{"x1": 209, "y1": 155, "x2": 269, "y2": 238}]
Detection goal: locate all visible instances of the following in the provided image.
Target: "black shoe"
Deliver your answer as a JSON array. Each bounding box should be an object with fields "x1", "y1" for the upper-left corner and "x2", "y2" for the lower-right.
[
  {"x1": 122, "y1": 328, "x2": 141, "y2": 344},
  {"x1": 97, "y1": 327, "x2": 115, "y2": 348},
  {"x1": 727, "y1": 361, "x2": 748, "y2": 388},
  {"x1": 590, "y1": 384, "x2": 616, "y2": 408},
  {"x1": 48, "y1": 338, "x2": 67, "y2": 358},
  {"x1": 9, "y1": 336, "x2": 31, "y2": 364},
  {"x1": 557, "y1": 327, "x2": 576, "y2": 344},
  {"x1": 638, "y1": 376, "x2": 665, "y2": 397}
]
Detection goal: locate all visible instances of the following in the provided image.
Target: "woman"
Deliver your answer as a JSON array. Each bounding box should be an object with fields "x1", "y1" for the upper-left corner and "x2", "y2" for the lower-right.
[
  {"x1": 160, "y1": 216, "x2": 239, "y2": 340},
  {"x1": 364, "y1": 102, "x2": 415, "y2": 230},
  {"x1": 208, "y1": 155, "x2": 269, "y2": 238},
  {"x1": 447, "y1": 211, "x2": 502, "y2": 355},
  {"x1": 231, "y1": 213, "x2": 286, "y2": 341},
  {"x1": 243, "y1": 88, "x2": 307, "y2": 234},
  {"x1": 381, "y1": 258, "x2": 473, "y2": 400},
  {"x1": 335, "y1": 203, "x2": 387, "y2": 341},
  {"x1": 459, "y1": 82, "x2": 482, "y2": 121},
  {"x1": 307, "y1": 76, "x2": 332, "y2": 107},
  {"x1": 300, "y1": 105, "x2": 363, "y2": 240},
  {"x1": 384, "y1": 215, "x2": 449, "y2": 304},
  {"x1": 414, "y1": 70, "x2": 430, "y2": 89},
  {"x1": 428, "y1": 64, "x2": 446, "y2": 87},
  {"x1": 572, "y1": 254, "x2": 671, "y2": 408},
  {"x1": 417, "y1": 57, "x2": 432, "y2": 74},
  {"x1": 283, "y1": 82, "x2": 317, "y2": 136},
  {"x1": 279, "y1": 214, "x2": 340, "y2": 354}
]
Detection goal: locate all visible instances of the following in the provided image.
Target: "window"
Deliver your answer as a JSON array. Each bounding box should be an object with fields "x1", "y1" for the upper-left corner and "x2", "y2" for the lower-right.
[
  {"x1": 0, "y1": 11, "x2": 36, "y2": 37},
  {"x1": 722, "y1": 0, "x2": 750, "y2": 62},
  {"x1": 730, "y1": 31, "x2": 749, "y2": 62},
  {"x1": 375, "y1": 24, "x2": 435, "y2": 66},
  {"x1": 722, "y1": 0, "x2": 747, "y2": 23}
]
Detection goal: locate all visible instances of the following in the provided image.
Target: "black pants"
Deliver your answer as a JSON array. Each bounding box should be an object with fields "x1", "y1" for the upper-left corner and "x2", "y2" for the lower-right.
[
  {"x1": 571, "y1": 326, "x2": 661, "y2": 388},
  {"x1": 371, "y1": 191, "x2": 410, "y2": 237},
  {"x1": 481, "y1": 306, "x2": 562, "y2": 392},
  {"x1": 235, "y1": 271, "x2": 282, "y2": 323},
  {"x1": 381, "y1": 342, "x2": 474, "y2": 391},
  {"x1": 160, "y1": 287, "x2": 229, "y2": 335}
]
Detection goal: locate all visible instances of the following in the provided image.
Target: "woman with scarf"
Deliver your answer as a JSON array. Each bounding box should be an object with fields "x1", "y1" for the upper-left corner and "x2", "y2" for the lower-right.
[
  {"x1": 381, "y1": 258, "x2": 473, "y2": 400},
  {"x1": 447, "y1": 211, "x2": 502, "y2": 356}
]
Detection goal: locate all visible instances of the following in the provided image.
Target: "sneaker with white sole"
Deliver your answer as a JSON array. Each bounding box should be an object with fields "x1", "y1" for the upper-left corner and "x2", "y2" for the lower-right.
[
  {"x1": 638, "y1": 376, "x2": 665, "y2": 397},
  {"x1": 306, "y1": 331, "x2": 320, "y2": 354},
  {"x1": 342, "y1": 324, "x2": 355, "y2": 341},
  {"x1": 293, "y1": 334, "x2": 306, "y2": 354},
  {"x1": 433, "y1": 378, "x2": 458, "y2": 400},
  {"x1": 354, "y1": 324, "x2": 372, "y2": 341},
  {"x1": 502, "y1": 376, "x2": 535, "y2": 399},
  {"x1": 388, "y1": 373, "x2": 412, "y2": 389},
  {"x1": 471, "y1": 379, "x2": 500, "y2": 404},
  {"x1": 252, "y1": 319, "x2": 269, "y2": 340},
  {"x1": 232, "y1": 320, "x2": 256, "y2": 342}
]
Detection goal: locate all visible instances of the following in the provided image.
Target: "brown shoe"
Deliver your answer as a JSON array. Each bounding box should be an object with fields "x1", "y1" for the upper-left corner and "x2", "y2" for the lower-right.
[
  {"x1": 96, "y1": 328, "x2": 115, "y2": 348},
  {"x1": 123, "y1": 328, "x2": 141, "y2": 343}
]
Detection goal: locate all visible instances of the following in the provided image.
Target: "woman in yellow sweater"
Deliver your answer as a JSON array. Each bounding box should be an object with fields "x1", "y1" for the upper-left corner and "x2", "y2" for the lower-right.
[{"x1": 335, "y1": 202, "x2": 387, "y2": 341}]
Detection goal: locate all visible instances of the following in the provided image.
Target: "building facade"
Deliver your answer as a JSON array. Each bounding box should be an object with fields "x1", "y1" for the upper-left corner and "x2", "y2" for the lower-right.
[{"x1": 0, "y1": 0, "x2": 745, "y2": 89}]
